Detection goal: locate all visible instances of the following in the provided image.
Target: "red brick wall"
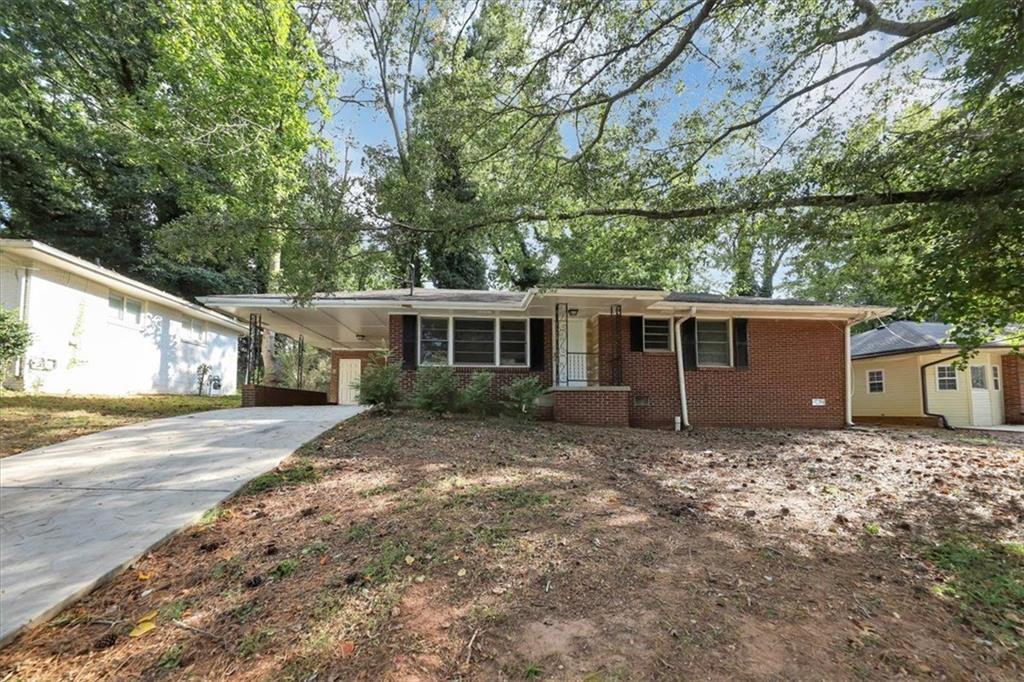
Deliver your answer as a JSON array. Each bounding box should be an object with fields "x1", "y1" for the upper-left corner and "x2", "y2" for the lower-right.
[
  {"x1": 329, "y1": 350, "x2": 381, "y2": 404},
  {"x1": 241, "y1": 384, "x2": 327, "y2": 407},
  {"x1": 1003, "y1": 355, "x2": 1024, "y2": 424},
  {"x1": 387, "y1": 315, "x2": 553, "y2": 399},
  {"x1": 597, "y1": 315, "x2": 846, "y2": 429},
  {"x1": 597, "y1": 316, "x2": 679, "y2": 428},
  {"x1": 552, "y1": 388, "x2": 631, "y2": 427}
]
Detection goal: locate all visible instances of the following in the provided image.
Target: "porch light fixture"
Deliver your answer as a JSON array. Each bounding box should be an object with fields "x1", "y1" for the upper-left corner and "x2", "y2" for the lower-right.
[{"x1": 568, "y1": 307, "x2": 579, "y2": 317}]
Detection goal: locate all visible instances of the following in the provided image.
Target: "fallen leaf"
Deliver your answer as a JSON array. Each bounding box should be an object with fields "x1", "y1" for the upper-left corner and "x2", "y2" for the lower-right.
[
  {"x1": 137, "y1": 610, "x2": 159, "y2": 623},
  {"x1": 404, "y1": 555, "x2": 415, "y2": 565},
  {"x1": 137, "y1": 571, "x2": 152, "y2": 581},
  {"x1": 129, "y1": 621, "x2": 156, "y2": 638},
  {"x1": 457, "y1": 568, "x2": 467, "y2": 577},
  {"x1": 340, "y1": 640, "x2": 355, "y2": 657}
]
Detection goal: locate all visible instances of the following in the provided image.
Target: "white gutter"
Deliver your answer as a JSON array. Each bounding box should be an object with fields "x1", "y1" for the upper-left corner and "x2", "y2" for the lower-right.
[
  {"x1": 674, "y1": 308, "x2": 695, "y2": 430},
  {"x1": 648, "y1": 300, "x2": 895, "y2": 318}
]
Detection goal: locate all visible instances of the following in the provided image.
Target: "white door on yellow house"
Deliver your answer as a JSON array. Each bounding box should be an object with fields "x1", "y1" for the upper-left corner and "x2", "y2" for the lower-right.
[
  {"x1": 337, "y1": 359, "x2": 362, "y2": 405},
  {"x1": 969, "y1": 365, "x2": 993, "y2": 426}
]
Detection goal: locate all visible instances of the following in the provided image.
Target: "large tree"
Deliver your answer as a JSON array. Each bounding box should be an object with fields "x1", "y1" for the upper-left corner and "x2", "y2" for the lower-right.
[{"x1": 0, "y1": 0, "x2": 332, "y2": 297}]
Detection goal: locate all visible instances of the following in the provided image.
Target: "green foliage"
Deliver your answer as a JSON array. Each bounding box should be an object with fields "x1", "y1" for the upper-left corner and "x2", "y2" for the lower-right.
[
  {"x1": 411, "y1": 366, "x2": 459, "y2": 413},
  {"x1": 237, "y1": 628, "x2": 274, "y2": 657},
  {"x1": 363, "y1": 539, "x2": 410, "y2": 585},
  {"x1": 272, "y1": 339, "x2": 331, "y2": 393},
  {"x1": 501, "y1": 377, "x2": 543, "y2": 419},
  {"x1": 926, "y1": 538, "x2": 1024, "y2": 650},
  {"x1": 157, "y1": 644, "x2": 185, "y2": 670},
  {"x1": 270, "y1": 559, "x2": 299, "y2": 579},
  {"x1": 459, "y1": 372, "x2": 494, "y2": 416},
  {"x1": 0, "y1": 308, "x2": 31, "y2": 381},
  {"x1": 243, "y1": 462, "x2": 320, "y2": 494},
  {"x1": 355, "y1": 354, "x2": 402, "y2": 410}
]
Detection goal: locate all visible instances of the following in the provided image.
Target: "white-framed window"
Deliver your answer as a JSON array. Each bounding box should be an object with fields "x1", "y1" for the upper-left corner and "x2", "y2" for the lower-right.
[
  {"x1": 970, "y1": 365, "x2": 987, "y2": 390},
  {"x1": 867, "y1": 369, "x2": 885, "y2": 394},
  {"x1": 643, "y1": 318, "x2": 671, "y2": 351},
  {"x1": 936, "y1": 365, "x2": 958, "y2": 391},
  {"x1": 419, "y1": 317, "x2": 449, "y2": 365},
  {"x1": 418, "y1": 316, "x2": 529, "y2": 367},
  {"x1": 499, "y1": 319, "x2": 528, "y2": 366},
  {"x1": 108, "y1": 292, "x2": 143, "y2": 325},
  {"x1": 696, "y1": 319, "x2": 731, "y2": 367},
  {"x1": 992, "y1": 365, "x2": 1000, "y2": 390},
  {"x1": 181, "y1": 318, "x2": 205, "y2": 343}
]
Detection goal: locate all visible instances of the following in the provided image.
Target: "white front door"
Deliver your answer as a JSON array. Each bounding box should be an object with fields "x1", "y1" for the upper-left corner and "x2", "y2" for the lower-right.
[
  {"x1": 969, "y1": 365, "x2": 993, "y2": 426},
  {"x1": 555, "y1": 319, "x2": 588, "y2": 386},
  {"x1": 337, "y1": 359, "x2": 362, "y2": 405}
]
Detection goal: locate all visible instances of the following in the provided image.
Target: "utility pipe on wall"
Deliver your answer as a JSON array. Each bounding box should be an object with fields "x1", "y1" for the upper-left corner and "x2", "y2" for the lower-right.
[{"x1": 674, "y1": 308, "x2": 695, "y2": 430}]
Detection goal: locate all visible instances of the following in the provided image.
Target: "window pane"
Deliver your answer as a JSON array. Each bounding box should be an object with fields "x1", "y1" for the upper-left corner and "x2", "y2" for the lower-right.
[
  {"x1": 125, "y1": 298, "x2": 142, "y2": 324},
  {"x1": 696, "y1": 320, "x2": 730, "y2": 366},
  {"x1": 970, "y1": 366, "x2": 986, "y2": 389},
  {"x1": 644, "y1": 319, "x2": 670, "y2": 350},
  {"x1": 993, "y1": 366, "x2": 1000, "y2": 390},
  {"x1": 500, "y1": 319, "x2": 527, "y2": 365},
  {"x1": 937, "y1": 366, "x2": 957, "y2": 390},
  {"x1": 867, "y1": 370, "x2": 884, "y2": 393},
  {"x1": 108, "y1": 293, "x2": 124, "y2": 320},
  {"x1": 420, "y1": 318, "x2": 449, "y2": 364},
  {"x1": 454, "y1": 318, "x2": 495, "y2": 364}
]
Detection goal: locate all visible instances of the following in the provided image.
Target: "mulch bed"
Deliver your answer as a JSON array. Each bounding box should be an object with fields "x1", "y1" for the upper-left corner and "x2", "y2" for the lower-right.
[{"x1": 1, "y1": 413, "x2": 1021, "y2": 680}]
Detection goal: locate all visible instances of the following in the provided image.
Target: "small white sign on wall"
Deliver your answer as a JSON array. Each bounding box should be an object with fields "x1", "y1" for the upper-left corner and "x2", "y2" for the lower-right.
[{"x1": 811, "y1": 398, "x2": 826, "y2": 407}]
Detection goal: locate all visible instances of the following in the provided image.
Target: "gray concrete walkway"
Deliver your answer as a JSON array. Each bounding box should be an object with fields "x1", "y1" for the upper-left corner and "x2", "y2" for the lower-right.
[{"x1": 0, "y1": 405, "x2": 364, "y2": 645}]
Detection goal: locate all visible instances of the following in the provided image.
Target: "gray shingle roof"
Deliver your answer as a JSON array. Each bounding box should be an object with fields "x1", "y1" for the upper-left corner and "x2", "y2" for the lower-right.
[
  {"x1": 665, "y1": 292, "x2": 831, "y2": 306},
  {"x1": 851, "y1": 321, "x2": 956, "y2": 358}
]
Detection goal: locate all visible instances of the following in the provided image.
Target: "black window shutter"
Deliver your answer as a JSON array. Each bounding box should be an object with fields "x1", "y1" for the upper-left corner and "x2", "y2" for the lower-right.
[
  {"x1": 682, "y1": 318, "x2": 697, "y2": 369},
  {"x1": 529, "y1": 318, "x2": 545, "y2": 370},
  {"x1": 733, "y1": 318, "x2": 749, "y2": 368},
  {"x1": 401, "y1": 315, "x2": 417, "y2": 369},
  {"x1": 629, "y1": 316, "x2": 644, "y2": 352}
]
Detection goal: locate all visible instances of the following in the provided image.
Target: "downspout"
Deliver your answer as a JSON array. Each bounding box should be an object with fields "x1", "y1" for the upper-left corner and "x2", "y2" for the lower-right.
[
  {"x1": 15, "y1": 267, "x2": 32, "y2": 381},
  {"x1": 921, "y1": 354, "x2": 960, "y2": 430},
  {"x1": 845, "y1": 321, "x2": 854, "y2": 427},
  {"x1": 674, "y1": 308, "x2": 695, "y2": 430}
]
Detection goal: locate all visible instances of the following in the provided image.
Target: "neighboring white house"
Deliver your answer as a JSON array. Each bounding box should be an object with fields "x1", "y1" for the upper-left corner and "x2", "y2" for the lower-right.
[{"x1": 0, "y1": 239, "x2": 245, "y2": 396}]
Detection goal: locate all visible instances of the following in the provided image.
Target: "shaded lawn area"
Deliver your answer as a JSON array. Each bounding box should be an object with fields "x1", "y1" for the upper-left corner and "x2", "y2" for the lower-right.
[
  {"x1": 0, "y1": 393, "x2": 241, "y2": 457},
  {"x1": 1, "y1": 414, "x2": 1021, "y2": 680}
]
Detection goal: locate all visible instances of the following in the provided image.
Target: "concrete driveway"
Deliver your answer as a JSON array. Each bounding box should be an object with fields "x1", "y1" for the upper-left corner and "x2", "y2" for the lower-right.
[{"x1": 0, "y1": 405, "x2": 364, "y2": 645}]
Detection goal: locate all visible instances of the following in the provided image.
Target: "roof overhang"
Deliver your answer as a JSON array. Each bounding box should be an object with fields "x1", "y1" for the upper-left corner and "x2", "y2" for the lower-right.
[
  {"x1": 1, "y1": 239, "x2": 247, "y2": 333},
  {"x1": 646, "y1": 300, "x2": 896, "y2": 321}
]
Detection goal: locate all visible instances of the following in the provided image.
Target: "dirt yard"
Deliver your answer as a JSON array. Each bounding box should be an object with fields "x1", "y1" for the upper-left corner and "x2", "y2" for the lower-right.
[
  {"x1": 0, "y1": 394, "x2": 241, "y2": 457},
  {"x1": 1, "y1": 413, "x2": 1021, "y2": 681}
]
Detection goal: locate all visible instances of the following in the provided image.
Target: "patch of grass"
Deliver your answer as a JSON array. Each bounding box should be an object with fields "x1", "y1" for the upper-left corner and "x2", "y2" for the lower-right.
[
  {"x1": 320, "y1": 513, "x2": 335, "y2": 524},
  {"x1": 158, "y1": 600, "x2": 188, "y2": 621},
  {"x1": 229, "y1": 601, "x2": 260, "y2": 624},
  {"x1": 0, "y1": 394, "x2": 240, "y2": 457},
  {"x1": 197, "y1": 506, "x2": 229, "y2": 526},
  {"x1": 864, "y1": 522, "x2": 881, "y2": 536},
  {"x1": 523, "y1": 662, "x2": 544, "y2": 679},
  {"x1": 212, "y1": 556, "x2": 245, "y2": 582},
  {"x1": 271, "y1": 559, "x2": 299, "y2": 579},
  {"x1": 926, "y1": 538, "x2": 1024, "y2": 649},
  {"x1": 238, "y1": 628, "x2": 275, "y2": 657},
  {"x1": 360, "y1": 484, "x2": 396, "y2": 498},
  {"x1": 156, "y1": 644, "x2": 185, "y2": 670},
  {"x1": 363, "y1": 539, "x2": 410, "y2": 584},
  {"x1": 244, "y1": 462, "x2": 320, "y2": 494},
  {"x1": 301, "y1": 541, "x2": 329, "y2": 556},
  {"x1": 347, "y1": 522, "x2": 373, "y2": 543},
  {"x1": 489, "y1": 487, "x2": 551, "y2": 508}
]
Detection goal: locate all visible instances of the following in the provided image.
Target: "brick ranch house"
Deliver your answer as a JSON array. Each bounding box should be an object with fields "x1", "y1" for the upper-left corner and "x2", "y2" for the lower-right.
[{"x1": 199, "y1": 287, "x2": 891, "y2": 429}]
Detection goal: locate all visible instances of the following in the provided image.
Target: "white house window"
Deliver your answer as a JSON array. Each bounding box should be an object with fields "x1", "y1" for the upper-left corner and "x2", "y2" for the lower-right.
[
  {"x1": 453, "y1": 318, "x2": 495, "y2": 365},
  {"x1": 643, "y1": 318, "x2": 671, "y2": 351},
  {"x1": 993, "y1": 365, "x2": 1000, "y2": 390},
  {"x1": 970, "y1": 366, "x2": 987, "y2": 390},
  {"x1": 181, "y1": 318, "x2": 205, "y2": 343},
  {"x1": 499, "y1": 319, "x2": 528, "y2": 366},
  {"x1": 936, "y1": 365, "x2": 958, "y2": 391},
  {"x1": 419, "y1": 317, "x2": 449, "y2": 365},
  {"x1": 696, "y1": 319, "x2": 731, "y2": 367},
  {"x1": 419, "y1": 316, "x2": 529, "y2": 366},
  {"x1": 108, "y1": 293, "x2": 142, "y2": 324},
  {"x1": 867, "y1": 369, "x2": 884, "y2": 393}
]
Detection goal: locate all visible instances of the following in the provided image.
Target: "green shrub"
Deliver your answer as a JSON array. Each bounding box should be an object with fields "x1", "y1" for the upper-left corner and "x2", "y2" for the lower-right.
[
  {"x1": 502, "y1": 376, "x2": 544, "y2": 418},
  {"x1": 0, "y1": 307, "x2": 31, "y2": 383},
  {"x1": 354, "y1": 353, "x2": 402, "y2": 409},
  {"x1": 459, "y1": 371, "x2": 494, "y2": 415},
  {"x1": 412, "y1": 365, "x2": 459, "y2": 413}
]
